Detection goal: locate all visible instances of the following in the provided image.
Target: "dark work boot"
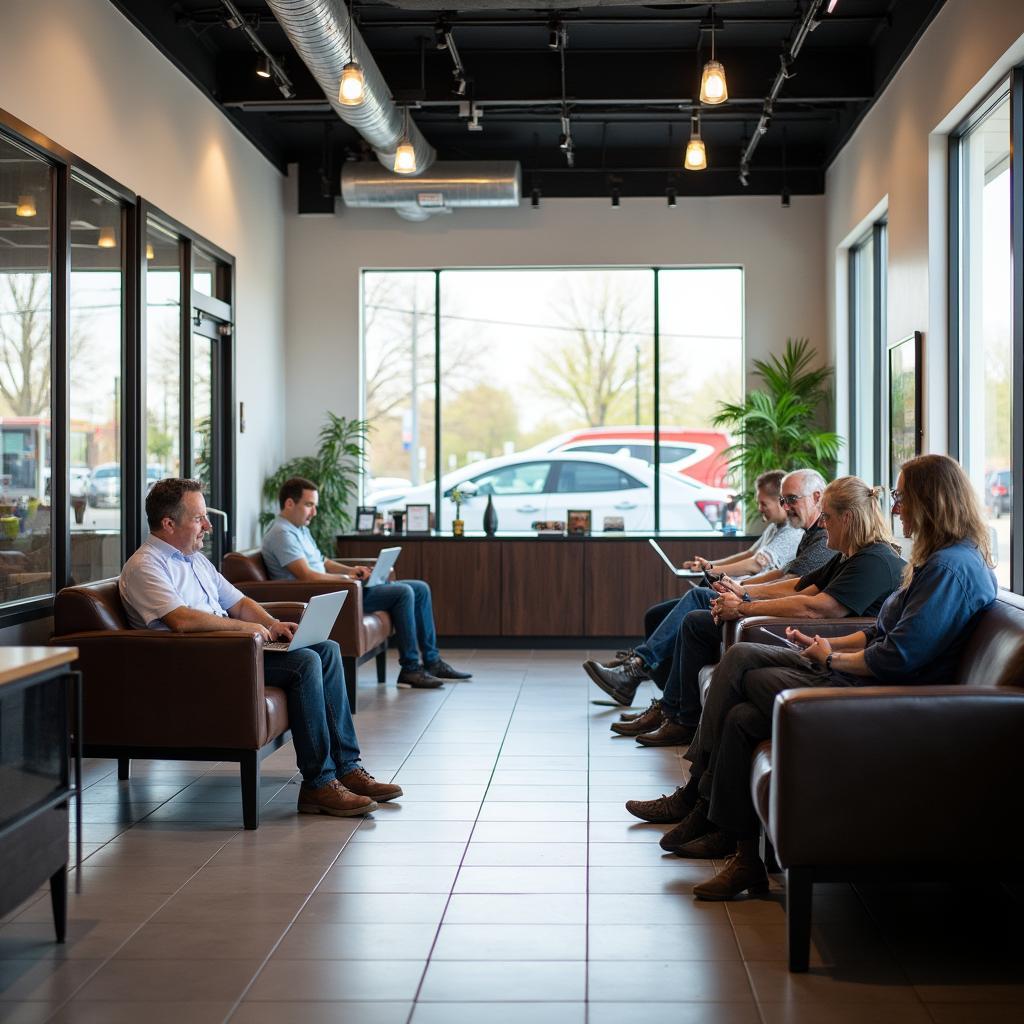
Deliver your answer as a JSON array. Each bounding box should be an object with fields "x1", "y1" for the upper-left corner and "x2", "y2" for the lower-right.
[
  {"x1": 692, "y1": 839, "x2": 769, "y2": 900},
  {"x1": 672, "y1": 829, "x2": 737, "y2": 859},
  {"x1": 635, "y1": 719, "x2": 695, "y2": 747},
  {"x1": 582, "y1": 660, "x2": 647, "y2": 706},
  {"x1": 660, "y1": 799, "x2": 712, "y2": 852},
  {"x1": 611, "y1": 700, "x2": 663, "y2": 736}
]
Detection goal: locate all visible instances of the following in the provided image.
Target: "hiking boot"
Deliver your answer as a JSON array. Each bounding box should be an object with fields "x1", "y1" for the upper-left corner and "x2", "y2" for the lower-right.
[
  {"x1": 427, "y1": 658, "x2": 473, "y2": 680},
  {"x1": 338, "y1": 767, "x2": 403, "y2": 803},
  {"x1": 660, "y1": 800, "x2": 712, "y2": 852},
  {"x1": 582, "y1": 660, "x2": 643, "y2": 706},
  {"x1": 606, "y1": 647, "x2": 639, "y2": 668},
  {"x1": 635, "y1": 719, "x2": 695, "y2": 747},
  {"x1": 671, "y1": 829, "x2": 737, "y2": 859},
  {"x1": 625, "y1": 784, "x2": 695, "y2": 824},
  {"x1": 618, "y1": 708, "x2": 646, "y2": 723},
  {"x1": 611, "y1": 700, "x2": 664, "y2": 736},
  {"x1": 693, "y1": 845, "x2": 769, "y2": 901},
  {"x1": 397, "y1": 668, "x2": 445, "y2": 689},
  {"x1": 297, "y1": 779, "x2": 377, "y2": 818}
]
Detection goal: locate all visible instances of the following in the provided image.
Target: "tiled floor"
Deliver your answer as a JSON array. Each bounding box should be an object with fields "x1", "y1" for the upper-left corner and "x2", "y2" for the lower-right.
[{"x1": 2, "y1": 649, "x2": 1023, "y2": 1023}]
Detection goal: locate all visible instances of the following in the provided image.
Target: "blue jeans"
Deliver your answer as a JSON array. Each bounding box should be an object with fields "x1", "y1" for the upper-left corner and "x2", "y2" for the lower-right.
[
  {"x1": 263, "y1": 640, "x2": 360, "y2": 788},
  {"x1": 635, "y1": 587, "x2": 716, "y2": 673},
  {"x1": 362, "y1": 579, "x2": 440, "y2": 671}
]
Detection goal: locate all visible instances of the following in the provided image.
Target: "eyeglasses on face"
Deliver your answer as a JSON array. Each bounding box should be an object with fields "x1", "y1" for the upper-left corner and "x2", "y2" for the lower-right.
[
  {"x1": 779, "y1": 493, "x2": 808, "y2": 507},
  {"x1": 890, "y1": 489, "x2": 903, "y2": 506}
]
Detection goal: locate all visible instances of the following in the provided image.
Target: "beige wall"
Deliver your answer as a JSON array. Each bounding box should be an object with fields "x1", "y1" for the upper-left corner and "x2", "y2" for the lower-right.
[
  {"x1": 826, "y1": 0, "x2": 1024, "y2": 460},
  {"x1": 283, "y1": 176, "x2": 827, "y2": 459},
  {"x1": 0, "y1": 0, "x2": 288, "y2": 548}
]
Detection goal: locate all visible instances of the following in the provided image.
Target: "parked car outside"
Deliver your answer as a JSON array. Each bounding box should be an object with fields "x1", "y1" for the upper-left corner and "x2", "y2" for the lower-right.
[
  {"x1": 367, "y1": 451, "x2": 734, "y2": 534},
  {"x1": 987, "y1": 469, "x2": 1012, "y2": 517},
  {"x1": 87, "y1": 464, "x2": 166, "y2": 509},
  {"x1": 529, "y1": 426, "x2": 732, "y2": 488}
]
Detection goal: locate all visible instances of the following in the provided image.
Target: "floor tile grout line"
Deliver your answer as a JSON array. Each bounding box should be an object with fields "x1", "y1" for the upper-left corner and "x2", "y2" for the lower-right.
[
  {"x1": 406, "y1": 664, "x2": 532, "y2": 1018},
  {"x1": 584, "y1": 657, "x2": 591, "y2": 1023}
]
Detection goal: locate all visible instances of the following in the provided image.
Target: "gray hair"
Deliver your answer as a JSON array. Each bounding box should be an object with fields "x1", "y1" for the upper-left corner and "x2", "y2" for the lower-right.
[{"x1": 782, "y1": 468, "x2": 827, "y2": 497}]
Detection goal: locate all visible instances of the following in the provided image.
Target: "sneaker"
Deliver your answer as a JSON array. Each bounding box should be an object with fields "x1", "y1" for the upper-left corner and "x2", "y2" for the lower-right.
[
  {"x1": 397, "y1": 668, "x2": 445, "y2": 689},
  {"x1": 582, "y1": 661, "x2": 642, "y2": 706},
  {"x1": 610, "y1": 700, "x2": 664, "y2": 736},
  {"x1": 625, "y1": 784, "x2": 695, "y2": 824},
  {"x1": 297, "y1": 779, "x2": 377, "y2": 817},
  {"x1": 338, "y1": 767, "x2": 403, "y2": 803},
  {"x1": 426, "y1": 658, "x2": 473, "y2": 680}
]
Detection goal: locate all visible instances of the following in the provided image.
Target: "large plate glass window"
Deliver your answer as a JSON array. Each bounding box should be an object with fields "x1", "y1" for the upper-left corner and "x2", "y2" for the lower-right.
[
  {"x1": 145, "y1": 219, "x2": 181, "y2": 482},
  {"x1": 954, "y1": 87, "x2": 1012, "y2": 588},
  {"x1": 69, "y1": 177, "x2": 124, "y2": 584},
  {"x1": 0, "y1": 135, "x2": 53, "y2": 606}
]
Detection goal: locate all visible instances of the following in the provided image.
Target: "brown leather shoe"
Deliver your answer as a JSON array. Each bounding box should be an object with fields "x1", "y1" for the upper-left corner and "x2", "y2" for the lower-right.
[
  {"x1": 635, "y1": 719, "x2": 695, "y2": 747},
  {"x1": 339, "y1": 767, "x2": 403, "y2": 803},
  {"x1": 625, "y1": 784, "x2": 694, "y2": 824},
  {"x1": 297, "y1": 779, "x2": 377, "y2": 817},
  {"x1": 611, "y1": 700, "x2": 663, "y2": 736},
  {"x1": 671, "y1": 829, "x2": 736, "y2": 859},
  {"x1": 397, "y1": 668, "x2": 445, "y2": 689},
  {"x1": 693, "y1": 850, "x2": 769, "y2": 901},
  {"x1": 660, "y1": 800, "x2": 711, "y2": 852},
  {"x1": 618, "y1": 708, "x2": 645, "y2": 722}
]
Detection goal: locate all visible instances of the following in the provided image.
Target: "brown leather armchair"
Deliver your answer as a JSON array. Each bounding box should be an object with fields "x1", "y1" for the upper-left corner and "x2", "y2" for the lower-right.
[
  {"x1": 221, "y1": 549, "x2": 392, "y2": 712},
  {"x1": 740, "y1": 593, "x2": 1024, "y2": 972},
  {"x1": 51, "y1": 581, "x2": 304, "y2": 829}
]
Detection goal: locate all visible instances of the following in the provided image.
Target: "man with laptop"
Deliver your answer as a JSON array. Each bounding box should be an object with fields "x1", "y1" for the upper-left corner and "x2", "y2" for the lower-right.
[
  {"x1": 119, "y1": 478, "x2": 402, "y2": 817},
  {"x1": 261, "y1": 477, "x2": 471, "y2": 690}
]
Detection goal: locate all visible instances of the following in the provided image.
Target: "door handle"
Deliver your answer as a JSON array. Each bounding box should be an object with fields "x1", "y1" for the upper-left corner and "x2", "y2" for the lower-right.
[
  {"x1": 516, "y1": 504, "x2": 540, "y2": 513},
  {"x1": 614, "y1": 502, "x2": 638, "y2": 510}
]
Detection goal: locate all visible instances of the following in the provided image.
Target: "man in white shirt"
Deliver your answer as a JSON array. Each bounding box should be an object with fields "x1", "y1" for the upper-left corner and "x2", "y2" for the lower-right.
[{"x1": 120, "y1": 478, "x2": 402, "y2": 817}]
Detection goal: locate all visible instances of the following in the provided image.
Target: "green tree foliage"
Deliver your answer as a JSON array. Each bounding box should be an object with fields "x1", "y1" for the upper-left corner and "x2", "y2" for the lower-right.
[
  {"x1": 442, "y1": 384, "x2": 519, "y2": 466},
  {"x1": 261, "y1": 414, "x2": 369, "y2": 554},
  {"x1": 712, "y1": 338, "x2": 841, "y2": 502}
]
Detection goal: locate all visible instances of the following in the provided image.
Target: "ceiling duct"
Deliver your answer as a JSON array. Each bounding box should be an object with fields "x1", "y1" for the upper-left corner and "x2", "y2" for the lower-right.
[
  {"x1": 264, "y1": 0, "x2": 521, "y2": 217},
  {"x1": 342, "y1": 161, "x2": 521, "y2": 221}
]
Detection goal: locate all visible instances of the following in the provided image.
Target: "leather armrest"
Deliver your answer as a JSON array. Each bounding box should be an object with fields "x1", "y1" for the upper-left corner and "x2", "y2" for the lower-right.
[
  {"x1": 51, "y1": 630, "x2": 269, "y2": 749},
  {"x1": 768, "y1": 685, "x2": 1024, "y2": 866},
  {"x1": 335, "y1": 556, "x2": 378, "y2": 566},
  {"x1": 261, "y1": 601, "x2": 307, "y2": 621},
  {"x1": 734, "y1": 615, "x2": 874, "y2": 648}
]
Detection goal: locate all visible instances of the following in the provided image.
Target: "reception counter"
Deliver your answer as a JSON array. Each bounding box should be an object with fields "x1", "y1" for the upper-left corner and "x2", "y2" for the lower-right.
[{"x1": 336, "y1": 533, "x2": 753, "y2": 640}]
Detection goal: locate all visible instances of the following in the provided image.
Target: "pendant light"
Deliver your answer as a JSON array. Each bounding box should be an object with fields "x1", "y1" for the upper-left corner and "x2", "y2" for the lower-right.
[
  {"x1": 699, "y1": 14, "x2": 728, "y2": 105},
  {"x1": 146, "y1": 243, "x2": 156, "y2": 261},
  {"x1": 338, "y1": 0, "x2": 365, "y2": 105},
  {"x1": 97, "y1": 226, "x2": 117, "y2": 248},
  {"x1": 685, "y1": 112, "x2": 707, "y2": 170},
  {"x1": 394, "y1": 107, "x2": 417, "y2": 174},
  {"x1": 15, "y1": 194, "x2": 36, "y2": 218}
]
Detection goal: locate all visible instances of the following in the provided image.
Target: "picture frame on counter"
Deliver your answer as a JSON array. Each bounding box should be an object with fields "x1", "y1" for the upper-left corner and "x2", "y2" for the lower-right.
[
  {"x1": 405, "y1": 503, "x2": 431, "y2": 534},
  {"x1": 567, "y1": 509, "x2": 592, "y2": 536},
  {"x1": 355, "y1": 506, "x2": 377, "y2": 533}
]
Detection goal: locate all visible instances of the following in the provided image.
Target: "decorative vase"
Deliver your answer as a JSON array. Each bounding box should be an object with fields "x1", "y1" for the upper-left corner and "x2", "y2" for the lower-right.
[
  {"x1": 452, "y1": 518, "x2": 465, "y2": 537},
  {"x1": 483, "y1": 494, "x2": 498, "y2": 536}
]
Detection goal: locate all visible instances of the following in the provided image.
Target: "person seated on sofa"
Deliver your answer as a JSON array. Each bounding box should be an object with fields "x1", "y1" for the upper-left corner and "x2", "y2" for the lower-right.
[
  {"x1": 623, "y1": 475, "x2": 906, "y2": 752},
  {"x1": 650, "y1": 455, "x2": 998, "y2": 900},
  {"x1": 120, "y1": 478, "x2": 402, "y2": 818},
  {"x1": 261, "y1": 476, "x2": 471, "y2": 690},
  {"x1": 584, "y1": 469, "x2": 806, "y2": 711},
  {"x1": 587, "y1": 468, "x2": 833, "y2": 712}
]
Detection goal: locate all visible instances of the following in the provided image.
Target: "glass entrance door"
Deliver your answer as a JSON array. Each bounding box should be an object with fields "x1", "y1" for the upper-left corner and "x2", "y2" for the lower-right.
[{"x1": 190, "y1": 315, "x2": 225, "y2": 562}]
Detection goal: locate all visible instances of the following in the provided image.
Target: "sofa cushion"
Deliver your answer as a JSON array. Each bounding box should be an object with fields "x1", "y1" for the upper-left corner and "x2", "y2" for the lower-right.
[
  {"x1": 958, "y1": 589, "x2": 1024, "y2": 688},
  {"x1": 222, "y1": 550, "x2": 270, "y2": 584},
  {"x1": 54, "y1": 581, "x2": 128, "y2": 633}
]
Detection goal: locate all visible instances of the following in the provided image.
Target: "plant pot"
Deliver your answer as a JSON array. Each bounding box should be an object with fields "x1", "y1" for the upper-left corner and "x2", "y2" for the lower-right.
[{"x1": 452, "y1": 519, "x2": 465, "y2": 537}]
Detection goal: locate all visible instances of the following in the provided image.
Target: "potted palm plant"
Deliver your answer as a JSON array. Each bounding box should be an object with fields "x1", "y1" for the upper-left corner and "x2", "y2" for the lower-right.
[
  {"x1": 712, "y1": 338, "x2": 842, "y2": 509},
  {"x1": 261, "y1": 414, "x2": 369, "y2": 554}
]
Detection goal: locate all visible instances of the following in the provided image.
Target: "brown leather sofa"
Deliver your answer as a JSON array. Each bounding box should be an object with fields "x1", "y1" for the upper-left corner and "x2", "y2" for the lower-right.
[
  {"x1": 221, "y1": 549, "x2": 392, "y2": 713},
  {"x1": 51, "y1": 581, "x2": 304, "y2": 829},
  {"x1": 732, "y1": 593, "x2": 1024, "y2": 972}
]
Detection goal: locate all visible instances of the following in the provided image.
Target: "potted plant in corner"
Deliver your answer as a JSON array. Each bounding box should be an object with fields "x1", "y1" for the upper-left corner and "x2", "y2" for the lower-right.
[
  {"x1": 261, "y1": 414, "x2": 370, "y2": 555},
  {"x1": 712, "y1": 338, "x2": 842, "y2": 512}
]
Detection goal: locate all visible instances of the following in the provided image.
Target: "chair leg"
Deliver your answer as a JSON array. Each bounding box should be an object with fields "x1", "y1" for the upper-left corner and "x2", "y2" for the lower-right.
[
  {"x1": 762, "y1": 832, "x2": 780, "y2": 875},
  {"x1": 240, "y1": 751, "x2": 260, "y2": 830},
  {"x1": 50, "y1": 864, "x2": 67, "y2": 943},
  {"x1": 786, "y1": 866, "x2": 813, "y2": 973},
  {"x1": 343, "y1": 657, "x2": 358, "y2": 714},
  {"x1": 376, "y1": 648, "x2": 387, "y2": 684},
  {"x1": 117, "y1": 758, "x2": 131, "y2": 780}
]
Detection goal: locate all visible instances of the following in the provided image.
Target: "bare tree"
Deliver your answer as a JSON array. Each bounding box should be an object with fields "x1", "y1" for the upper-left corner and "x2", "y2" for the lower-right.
[{"x1": 0, "y1": 274, "x2": 51, "y2": 416}]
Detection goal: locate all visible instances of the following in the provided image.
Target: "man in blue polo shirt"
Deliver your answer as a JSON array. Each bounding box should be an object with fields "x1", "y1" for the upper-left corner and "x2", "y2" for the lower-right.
[
  {"x1": 261, "y1": 476, "x2": 471, "y2": 690},
  {"x1": 120, "y1": 477, "x2": 402, "y2": 817}
]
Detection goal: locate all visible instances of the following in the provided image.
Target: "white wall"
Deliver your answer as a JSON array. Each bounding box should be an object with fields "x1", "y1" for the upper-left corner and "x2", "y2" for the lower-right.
[
  {"x1": 826, "y1": 0, "x2": 1024, "y2": 457},
  {"x1": 283, "y1": 179, "x2": 827, "y2": 458},
  {"x1": 0, "y1": 0, "x2": 288, "y2": 547}
]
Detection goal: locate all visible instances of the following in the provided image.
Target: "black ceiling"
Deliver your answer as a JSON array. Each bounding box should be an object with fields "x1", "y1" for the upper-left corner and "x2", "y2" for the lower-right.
[{"x1": 109, "y1": 0, "x2": 946, "y2": 206}]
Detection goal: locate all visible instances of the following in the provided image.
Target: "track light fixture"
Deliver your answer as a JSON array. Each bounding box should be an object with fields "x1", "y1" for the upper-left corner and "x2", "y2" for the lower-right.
[
  {"x1": 610, "y1": 189, "x2": 621, "y2": 209},
  {"x1": 256, "y1": 54, "x2": 272, "y2": 79},
  {"x1": 15, "y1": 194, "x2": 36, "y2": 218},
  {"x1": 97, "y1": 227, "x2": 117, "y2": 249},
  {"x1": 781, "y1": 189, "x2": 791, "y2": 208},
  {"x1": 146, "y1": 242, "x2": 155, "y2": 261},
  {"x1": 548, "y1": 19, "x2": 566, "y2": 50},
  {"x1": 666, "y1": 188, "x2": 677, "y2": 208},
  {"x1": 685, "y1": 112, "x2": 707, "y2": 170},
  {"x1": 699, "y1": 14, "x2": 728, "y2": 105},
  {"x1": 394, "y1": 106, "x2": 417, "y2": 174},
  {"x1": 531, "y1": 188, "x2": 541, "y2": 209}
]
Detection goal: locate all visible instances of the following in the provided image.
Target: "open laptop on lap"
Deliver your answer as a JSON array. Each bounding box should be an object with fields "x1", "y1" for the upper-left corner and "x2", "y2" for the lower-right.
[
  {"x1": 648, "y1": 539, "x2": 704, "y2": 578},
  {"x1": 264, "y1": 590, "x2": 348, "y2": 652},
  {"x1": 364, "y1": 546, "x2": 401, "y2": 588}
]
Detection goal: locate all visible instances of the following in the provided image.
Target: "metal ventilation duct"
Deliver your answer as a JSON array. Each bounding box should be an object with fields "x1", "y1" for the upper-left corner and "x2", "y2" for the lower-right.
[
  {"x1": 342, "y1": 161, "x2": 521, "y2": 221},
  {"x1": 264, "y1": 0, "x2": 434, "y2": 176}
]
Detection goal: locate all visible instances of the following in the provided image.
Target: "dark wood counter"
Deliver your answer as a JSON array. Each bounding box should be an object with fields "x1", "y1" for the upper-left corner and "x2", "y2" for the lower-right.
[{"x1": 337, "y1": 533, "x2": 752, "y2": 640}]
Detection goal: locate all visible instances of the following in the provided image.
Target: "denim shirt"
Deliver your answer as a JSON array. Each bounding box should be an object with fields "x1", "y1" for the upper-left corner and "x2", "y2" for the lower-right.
[
  {"x1": 862, "y1": 540, "x2": 998, "y2": 684},
  {"x1": 262, "y1": 515, "x2": 325, "y2": 579}
]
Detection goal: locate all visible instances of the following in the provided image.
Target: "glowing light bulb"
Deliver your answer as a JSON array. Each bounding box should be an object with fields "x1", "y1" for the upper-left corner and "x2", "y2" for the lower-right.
[
  {"x1": 146, "y1": 243, "x2": 155, "y2": 260},
  {"x1": 98, "y1": 226, "x2": 117, "y2": 248},
  {"x1": 684, "y1": 137, "x2": 707, "y2": 171},
  {"x1": 16, "y1": 195, "x2": 36, "y2": 217},
  {"x1": 700, "y1": 60, "x2": 728, "y2": 105},
  {"x1": 338, "y1": 62, "x2": 365, "y2": 104},
  {"x1": 394, "y1": 141, "x2": 417, "y2": 174}
]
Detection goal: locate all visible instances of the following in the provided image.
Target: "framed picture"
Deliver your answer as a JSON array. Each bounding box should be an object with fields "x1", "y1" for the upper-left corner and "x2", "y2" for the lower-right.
[
  {"x1": 405, "y1": 503, "x2": 431, "y2": 534},
  {"x1": 567, "y1": 509, "x2": 592, "y2": 536},
  {"x1": 603, "y1": 515, "x2": 625, "y2": 532},
  {"x1": 888, "y1": 331, "x2": 923, "y2": 485},
  {"x1": 355, "y1": 506, "x2": 377, "y2": 533}
]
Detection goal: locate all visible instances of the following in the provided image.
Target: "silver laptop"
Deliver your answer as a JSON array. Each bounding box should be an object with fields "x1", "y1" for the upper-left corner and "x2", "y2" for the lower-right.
[
  {"x1": 648, "y1": 539, "x2": 704, "y2": 577},
  {"x1": 365, "y1": 546, "x2": 401, "y2": 588},
  {"x1": 264, "y1": 590, "x2": 348, "y2": 652}
]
